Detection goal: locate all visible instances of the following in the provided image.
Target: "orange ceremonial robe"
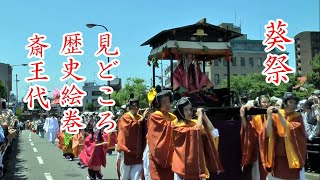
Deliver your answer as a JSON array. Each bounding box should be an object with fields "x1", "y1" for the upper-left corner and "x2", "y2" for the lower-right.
[
  {"x1": 240, "y1": 115, "x2": 268, "y2": 180},
  {"x1": 147, "y1": 111, "x2": 176, "y2": 180},
  {"x1": 117, "y1": 112, "x2": 145, "y2": 165},
  {"x1": 259, "y1": 109, "x2": 307, "y2": 179},
  {"x1": 72, "y1": 132, "x2": 85, "y2": 157},
  {"x1": 171, "y1": 119, "x2": 224, "y2": 180}
]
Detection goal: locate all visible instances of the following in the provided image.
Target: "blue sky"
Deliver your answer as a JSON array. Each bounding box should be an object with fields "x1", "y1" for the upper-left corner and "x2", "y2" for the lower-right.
[{"x1": 0, "y1": 0, "x2": 319, "y2": 100}]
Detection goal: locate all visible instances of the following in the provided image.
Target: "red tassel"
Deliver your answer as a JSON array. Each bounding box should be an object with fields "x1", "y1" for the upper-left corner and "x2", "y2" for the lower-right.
[{"x1": 226, "y1": 50, "x2": 231, "y2": 61}]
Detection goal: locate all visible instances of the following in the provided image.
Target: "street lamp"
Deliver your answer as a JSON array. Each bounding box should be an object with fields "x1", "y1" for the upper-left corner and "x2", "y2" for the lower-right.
[
  {"x1": 86, "y1": 23, "x2": 111, "y2": 112},
  {"x1": 12, "y1": 64, "x2": 28, "y2": 67},
  {"x1": 86, "y1": 24, "x2": 108, "y2": 31}
]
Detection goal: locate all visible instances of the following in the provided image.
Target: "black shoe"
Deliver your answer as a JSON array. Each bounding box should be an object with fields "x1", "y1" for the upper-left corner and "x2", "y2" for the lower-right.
[
  {"x1": 0, "y1": 166, "x2": 3, "y2": 177},
  {"x1": 96, "y1": 171, "x2": 103, "y2": 179},
  {"x1": 88, "y1": 169, "x2": 96, "y2": 180}
]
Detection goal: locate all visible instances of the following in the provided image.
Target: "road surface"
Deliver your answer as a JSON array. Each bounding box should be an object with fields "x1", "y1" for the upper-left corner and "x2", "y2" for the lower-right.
[{"x1": 8, "y1": 130, "x2": 118, "y2": 180}]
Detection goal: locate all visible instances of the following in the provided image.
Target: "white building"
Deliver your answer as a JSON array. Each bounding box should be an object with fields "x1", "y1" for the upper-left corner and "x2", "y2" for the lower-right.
[{"x1": 83, "y1": 78, "x2": 121, "y2": 111}]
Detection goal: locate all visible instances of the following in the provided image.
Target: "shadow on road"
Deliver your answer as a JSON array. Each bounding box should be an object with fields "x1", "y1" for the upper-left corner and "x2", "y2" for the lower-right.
[{"x1": 1, "y1": 132, "x2": 28, "y2": 180}]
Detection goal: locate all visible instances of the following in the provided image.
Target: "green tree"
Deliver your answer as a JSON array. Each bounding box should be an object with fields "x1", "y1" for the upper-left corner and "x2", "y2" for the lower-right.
[
  {"x1": 307, "y1": 54, "x2": 320, "y2": 89},
  {"x1": 109, "y1": 77, "x2": 148, "y2": 108},
  {"x1": 220, "y1": 73, "x2": 307, "y2": 99},
  {"x1": 0, "y1": 80, "x2": 7, "y2": 100},
  {"x1": 16, "y1": 107, "x2": 23, "y2": 121},
  {"x1": 86, "y1": 103, "x2": 95, "y2": 112}
]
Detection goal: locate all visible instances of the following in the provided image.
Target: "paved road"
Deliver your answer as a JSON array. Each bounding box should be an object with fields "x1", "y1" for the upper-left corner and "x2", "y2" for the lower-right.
[{"x1": 12, "y1": 130, "x2": 118, "y2": 180}]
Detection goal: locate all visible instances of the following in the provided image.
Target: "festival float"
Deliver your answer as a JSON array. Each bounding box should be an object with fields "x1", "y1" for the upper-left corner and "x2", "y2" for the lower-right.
[{"x1": 141, "y1": 18, "x2": 267, "y2": 180}]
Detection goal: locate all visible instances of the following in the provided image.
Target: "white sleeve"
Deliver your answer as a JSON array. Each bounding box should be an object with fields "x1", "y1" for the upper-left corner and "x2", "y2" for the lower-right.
[
  {"x1": 211, "y1": 128, "x2": 219, "y2": 138},
  {"x1": 310, "y1": 123, "x2": 320, "y2": 139},
  {"x1": 55, "y1": 118, "x2": 59, "y2": 131}
]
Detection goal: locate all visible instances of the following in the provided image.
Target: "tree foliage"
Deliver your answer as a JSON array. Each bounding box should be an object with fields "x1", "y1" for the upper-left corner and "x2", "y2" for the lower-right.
[
  {"x1": 307, "y1": 54, "x2": 320, "y2": 89},
  {"x1": 220, "y1": 73, "x2": 310, "y2": 99},
  {"x1": 15, "y1": 107, "x2": 23, "y2": 121},
  {"x1": 109, "y1": 77, "x2": 148, "y2": 108},
  {"x1": 86, "y1": 103, "x2": 95, "y2": 112}
]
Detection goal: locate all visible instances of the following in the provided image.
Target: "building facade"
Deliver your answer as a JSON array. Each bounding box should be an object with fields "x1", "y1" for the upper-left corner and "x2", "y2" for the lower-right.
[
  {"x1": 294, "y1": 31, "x2": 320, "y2": 76},
  {"x1": 82, "y1": 78, "x2": 121, "y2": 111},
  {"x1": 207, "y1": 39, "x2": 285, "y2": 87},
  {"x1": 0, "y1": 62, "x2": 12, "y2": 100}
]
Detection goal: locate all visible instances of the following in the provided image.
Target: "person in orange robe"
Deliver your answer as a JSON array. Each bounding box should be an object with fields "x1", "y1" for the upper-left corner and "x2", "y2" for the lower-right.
[
  {"x1": 147, "y1": 90, "x2": 176, "y2": 180},
  {"x1": 240, "y1": 95, "x2": 270, "y2": 180},
  {"x1": 73, "y1": 129, "x2": 87, "y2": 168},
  {"x1": 171, "y1": 98, "x2": 224, "y2": 180},
  {"x1": 117, "y1": 98, "x2": 145, "y2": 180},
  {"x1": 260, "y1": 93, "x2": 307, "y2": 180},
  {"x1": 57, "y1": 130, "x2": 65, "y2": 151},
  {"x1": 72, "y1": 129, "x2": 85, "y2": 158}
]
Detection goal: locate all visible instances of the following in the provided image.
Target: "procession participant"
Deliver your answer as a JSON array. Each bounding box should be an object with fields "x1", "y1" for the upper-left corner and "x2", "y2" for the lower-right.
[
  {"x1": 18, "y1": 121, "x2": 24, "y2": 132},
  {"x1": 37, "y1": 116, "x2": 45, "y2": 138},
  {"x1": 106, "y1": 129, "x2": 117, "y2": 155},
  {"x1": 117, "y1": 97, "x2": 145, "y2": 180},
  {"x1": 260, "y1": 93, "x2": 307, "y2": 180},
  {"x1": 142, "y1": 86, "x2": 161, "y2": 180},
  {"x1": 72, "y1": 129, "x2": 85, "y2": 158},
  {"x1": 63, "y1": 131, "x2": 74, "y2": 161},
  {"x1": 172, "y1": 98, "x2": 223, "y2": 180},
  {"x1": 32, "y1": 119, "x2": 37, "y2": 134},
  {"x1": 43, "y1": 112, "x2": 59, "y2": 144},
  {"x1": 57, "y1": 130, "x2": 65, "y2": 152},
  {"x1": 28, "y1": 121, "x2": 32, "y2": 131},
  {"x1": 147, "y1": 90, "x2": 176, "y2": 180},
  {"x1": 80, "y1": 127, "x2": 109, "y2": 180},
  {"x1": 240, "y1": 95, "x2": 270, "y2": 180}
]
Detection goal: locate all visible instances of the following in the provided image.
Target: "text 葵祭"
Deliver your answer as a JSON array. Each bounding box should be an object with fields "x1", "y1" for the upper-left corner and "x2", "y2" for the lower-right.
[{"x1": 262, "y1": 19, "x2": 295, "y2": 86}]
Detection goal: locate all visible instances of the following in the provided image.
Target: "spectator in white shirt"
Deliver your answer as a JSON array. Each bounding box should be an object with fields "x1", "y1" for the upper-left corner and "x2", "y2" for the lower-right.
[{"x1": 302, "y1": 100, "x2": 320, "y2": 141}]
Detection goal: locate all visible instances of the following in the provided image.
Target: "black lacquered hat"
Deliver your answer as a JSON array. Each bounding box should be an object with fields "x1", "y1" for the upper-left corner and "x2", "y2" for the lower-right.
[{"x1": 128, "y1": 98, "x2": 139, "y2": 107}]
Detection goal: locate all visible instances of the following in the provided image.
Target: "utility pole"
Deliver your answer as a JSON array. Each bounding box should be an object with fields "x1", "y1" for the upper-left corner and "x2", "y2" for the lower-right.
[{"x1": 16, "y1": 74, "x2": 19, "y2": 107}]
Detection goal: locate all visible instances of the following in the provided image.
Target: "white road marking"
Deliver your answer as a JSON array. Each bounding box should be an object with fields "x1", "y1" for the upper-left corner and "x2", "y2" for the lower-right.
[
  {"x1": 44, "y1": 173, "x2": 53, "y2": 180},
  {"x1": 30, "y1": 142, "x2": 34, "y2": 146},
  {"x1": 33, "y1": 148, "x2": 38, "y2": 152},
  {"x1": 37, "y1": 156, "x2": 44, "y2": 164},
  {"x1": 29, "y1": 139, "x2": 32, "y2": 141}
]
